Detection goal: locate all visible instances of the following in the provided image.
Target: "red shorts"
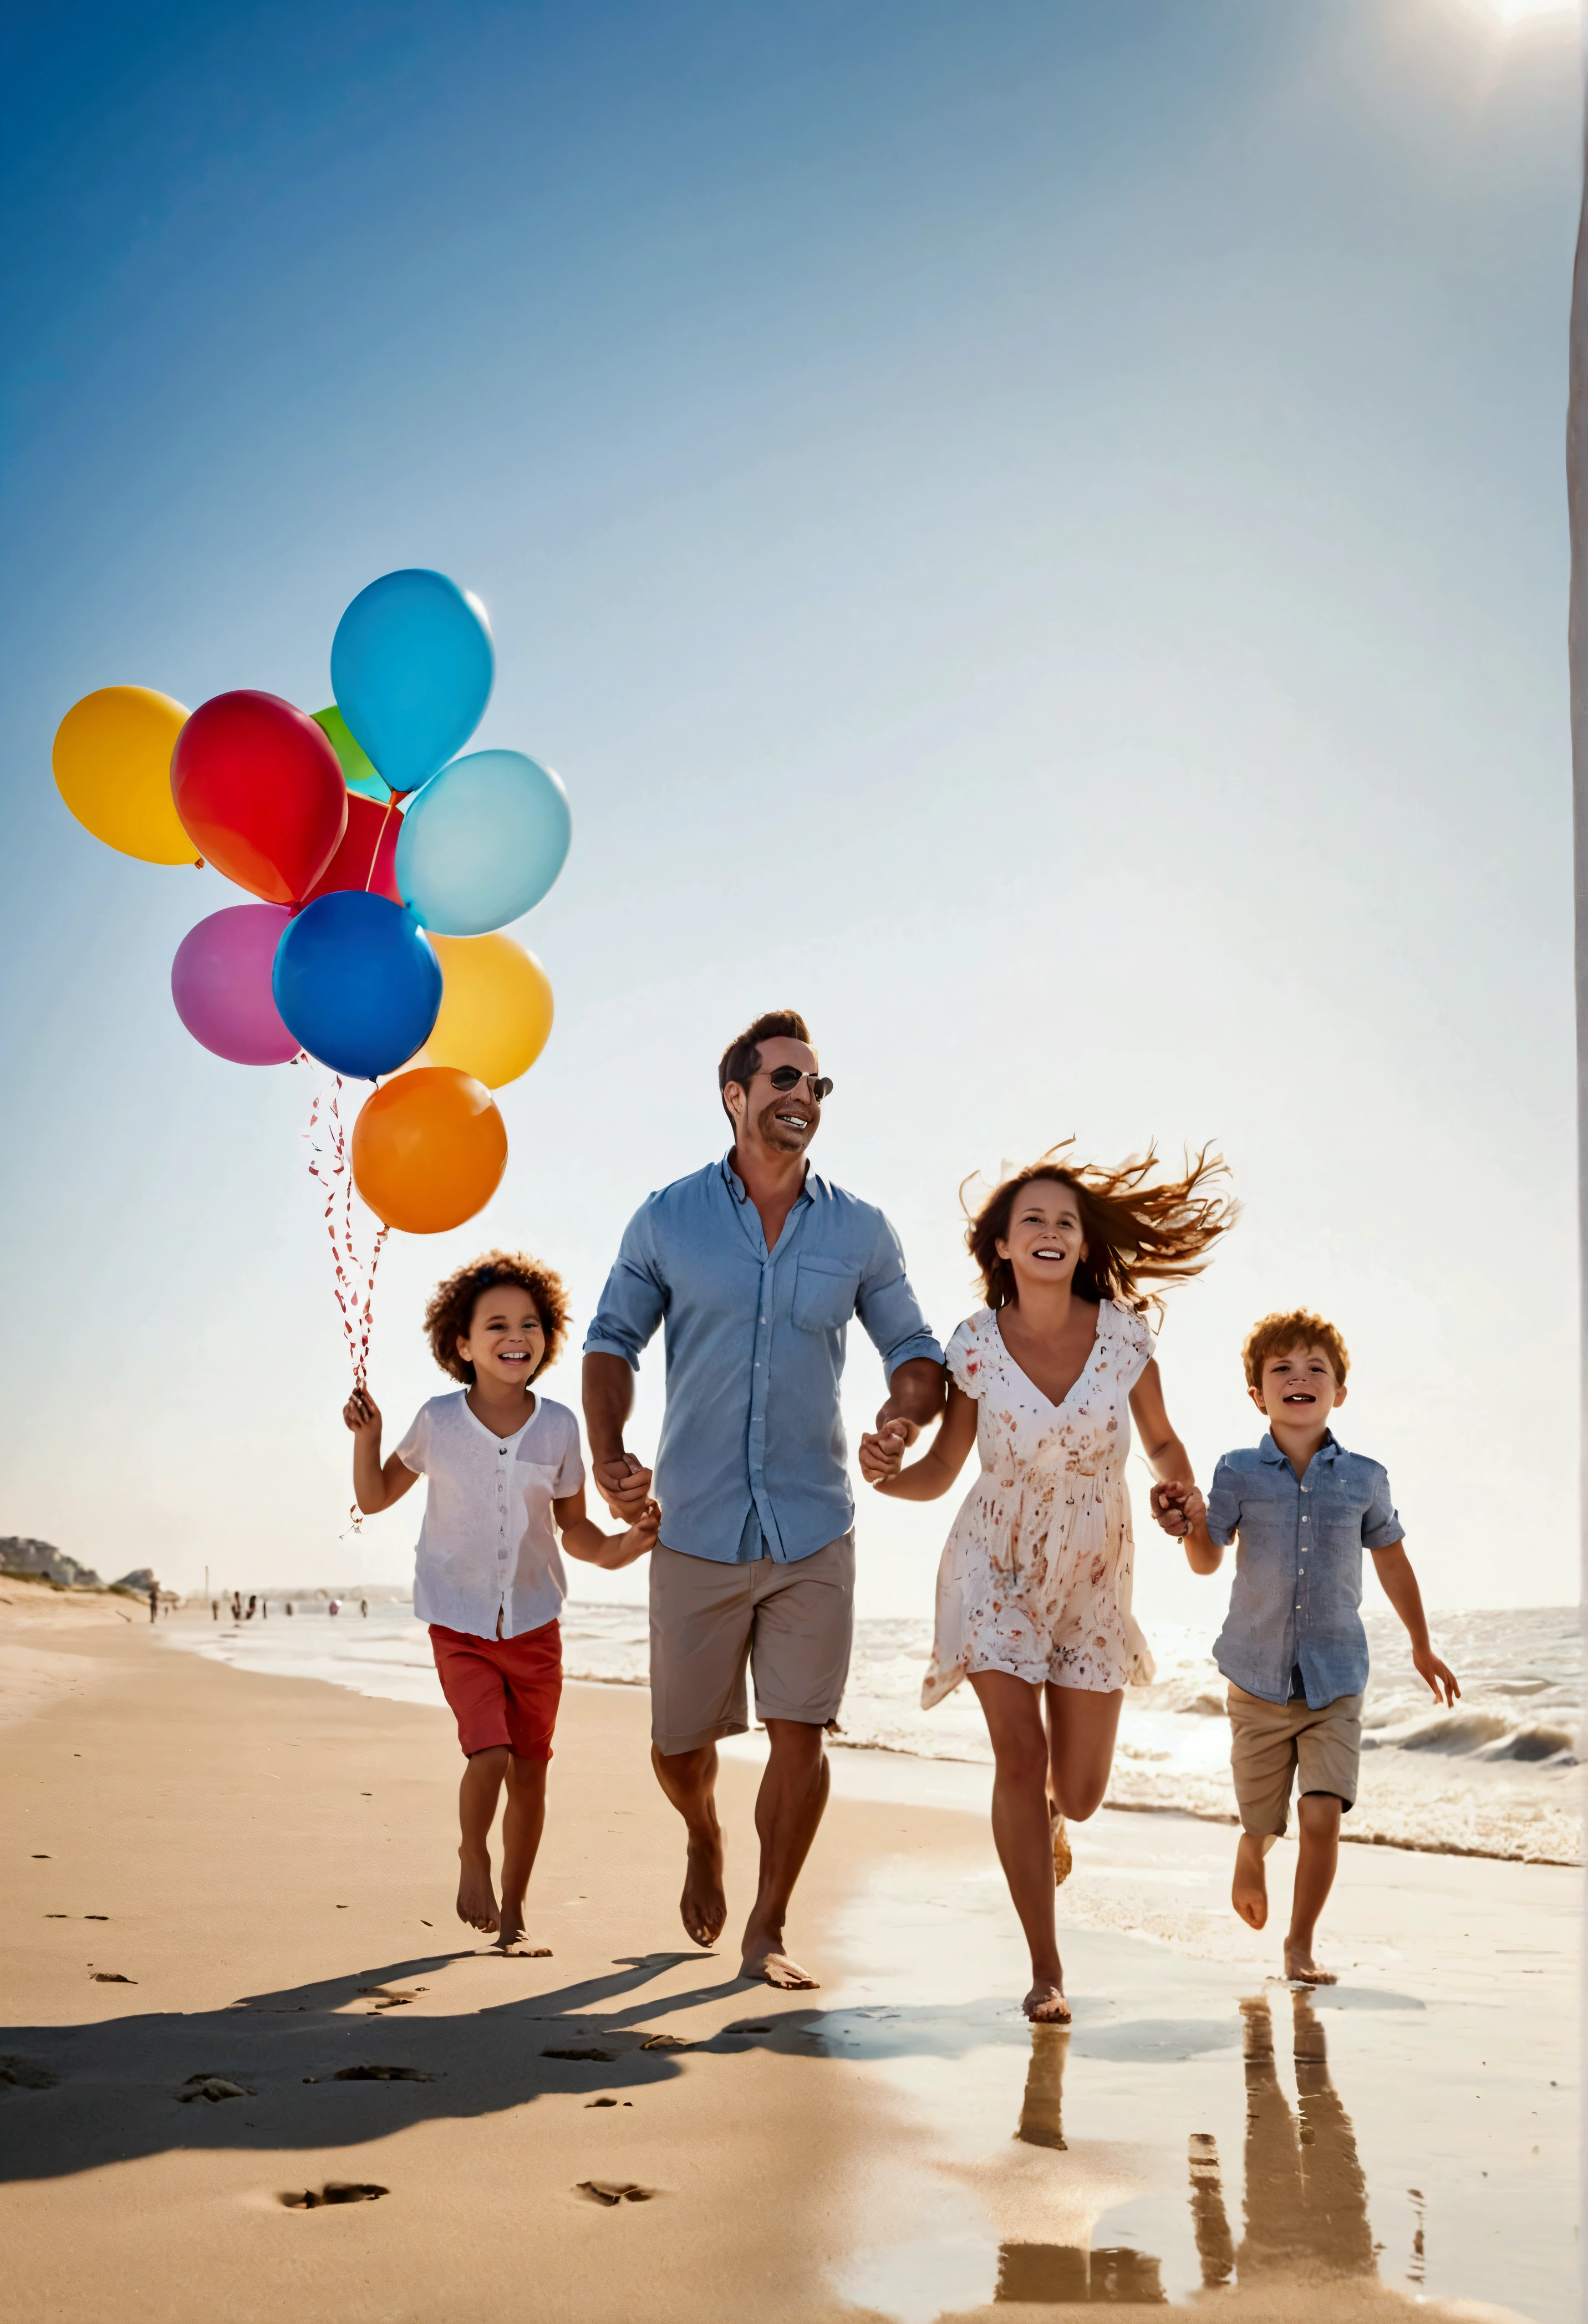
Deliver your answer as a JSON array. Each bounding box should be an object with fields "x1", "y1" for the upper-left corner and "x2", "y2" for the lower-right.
[{"x1": 429, "y1": 1620, "x2": 562, "y2": 1761}]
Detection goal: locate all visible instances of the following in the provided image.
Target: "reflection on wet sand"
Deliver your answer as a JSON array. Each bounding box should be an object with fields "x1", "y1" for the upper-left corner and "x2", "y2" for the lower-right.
[
  {"x1": 1231, "y1": 1990, "x2": 1375, "y2": 2284},
  {"x1": 995, "y1": 2027, "x2": 1166, "y2": 2303},
  {"x1": 994, "y1": 1988, "x2": 1380, "y2": 2302}
]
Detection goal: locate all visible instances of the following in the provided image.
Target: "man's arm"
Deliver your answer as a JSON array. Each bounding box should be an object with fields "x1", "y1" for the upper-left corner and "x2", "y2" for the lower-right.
[
  {"x1": 853, "y1": 1215, "x2": 946, "y2": 1480},
  {"x1": 581, "y1": 1207, "x2": 666, "y2": 1520},
  {"x1": 581, "y1": 1353, "x2": 654, "y2": 1520},
  {"x1": 1371, "y1": 1541, "x2": 1460, "y2": 1705}
]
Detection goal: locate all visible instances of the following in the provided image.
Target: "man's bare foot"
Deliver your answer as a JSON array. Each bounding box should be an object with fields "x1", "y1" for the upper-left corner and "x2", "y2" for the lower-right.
[
  {"x1": 741, "y1": 1928, "x2": 818, "y2": 1989},
  {"x1": 1024, "y1": 1981, "x2": 1071, "y2": 2025},
  {"x1": 1050, "y1": 1806, "x2": 1072, "y2": 1888},
  {"x1": 456, "y1": 1853, "x2": 500, "y2": 1934},
  {"x1": 1282, "y1": 1940, "x2": 1337, "y2": 1985},
  {"x1": 680, "y1": 1824, "x2": 726, "y2": 1949},
  {"x1": 1231, "y1": 1833, "x2": 1269, "y2": 1930}
]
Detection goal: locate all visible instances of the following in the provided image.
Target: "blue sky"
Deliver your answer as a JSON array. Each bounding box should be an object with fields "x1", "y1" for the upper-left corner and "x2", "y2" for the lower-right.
[{"x1": 1, "y1": 0, "x2": 1580, "y2": 1618}]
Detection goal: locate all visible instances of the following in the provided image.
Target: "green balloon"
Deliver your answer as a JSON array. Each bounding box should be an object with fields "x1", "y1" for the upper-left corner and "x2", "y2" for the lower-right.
[{"x1": 313, "y1": 705, "x2": 389, "y2": 802}]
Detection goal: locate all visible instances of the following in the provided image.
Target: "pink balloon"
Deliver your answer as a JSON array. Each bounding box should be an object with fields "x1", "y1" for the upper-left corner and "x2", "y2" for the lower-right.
[{"x1": 171, "y1": 904, "x2": 302, "y2": 1066}]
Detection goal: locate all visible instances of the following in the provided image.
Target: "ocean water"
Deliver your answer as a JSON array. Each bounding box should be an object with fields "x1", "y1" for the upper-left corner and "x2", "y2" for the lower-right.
[{"x1": 165, "y1": 1595, "x2": 1582, "y2": 1867}]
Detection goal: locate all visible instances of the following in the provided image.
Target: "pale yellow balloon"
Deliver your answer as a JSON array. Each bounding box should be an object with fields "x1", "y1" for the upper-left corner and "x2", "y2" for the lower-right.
[
  {"x1": 53, "y1": 686, "x2": 196, "y2": 864},
  {"x1": 425, "y1": 933, "x2": 554, "y2": 1089}
]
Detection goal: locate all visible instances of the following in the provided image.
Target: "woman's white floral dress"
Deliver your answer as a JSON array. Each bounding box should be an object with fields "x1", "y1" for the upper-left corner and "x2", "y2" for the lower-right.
[{"x1": 922, "y1": 1299, "x2": 1158, "y2": 1709}]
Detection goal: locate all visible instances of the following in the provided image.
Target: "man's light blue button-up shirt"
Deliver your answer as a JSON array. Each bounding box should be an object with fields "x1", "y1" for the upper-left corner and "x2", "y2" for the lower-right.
[
  {"x1": 583, "y1": 1153, "x2": 943, "y2": 1566},
  {"x1": 1207, "y1": 1432, "x2": 1403, "y2": 1708}
]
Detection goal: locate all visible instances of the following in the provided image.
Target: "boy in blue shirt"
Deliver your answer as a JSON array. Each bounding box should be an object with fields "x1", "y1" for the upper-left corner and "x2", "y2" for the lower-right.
[{"x1": 1153, "y1": 1309, "x2": 1459, "y2": 1982}]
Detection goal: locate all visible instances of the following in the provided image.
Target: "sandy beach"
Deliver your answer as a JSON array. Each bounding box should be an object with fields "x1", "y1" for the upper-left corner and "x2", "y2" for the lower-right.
[{"x1": 1, "y1": 1582, "x2": 1576, "y2": 2323}]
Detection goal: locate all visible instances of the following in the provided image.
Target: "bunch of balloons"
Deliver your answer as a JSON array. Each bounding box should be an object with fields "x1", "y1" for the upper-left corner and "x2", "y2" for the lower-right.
[{"x1": 53, "y1": 569, "x2": 570, "y2": 1235}]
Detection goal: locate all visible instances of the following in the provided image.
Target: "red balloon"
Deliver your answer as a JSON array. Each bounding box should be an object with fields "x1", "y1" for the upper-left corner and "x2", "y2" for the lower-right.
[
  {"x1": 171, "y1": 691, "x2": 347, "y2": 904},
  {"x1": 299, "y1": 792, "x2": 405, "y2": 908}
]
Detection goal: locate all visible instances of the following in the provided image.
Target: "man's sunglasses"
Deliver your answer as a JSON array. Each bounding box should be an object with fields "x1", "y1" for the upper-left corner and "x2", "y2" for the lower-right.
[{"x1": 765, "y1": 1066, "x2": 833, "y2": 1102}]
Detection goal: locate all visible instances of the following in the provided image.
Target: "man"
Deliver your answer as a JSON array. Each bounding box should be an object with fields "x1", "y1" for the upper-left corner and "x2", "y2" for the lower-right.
[{"x1": 583, "y1": 1008, "x2": 944, "y2": 1987}]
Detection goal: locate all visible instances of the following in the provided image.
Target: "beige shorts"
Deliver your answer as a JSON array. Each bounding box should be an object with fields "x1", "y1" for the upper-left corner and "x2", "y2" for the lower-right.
[
  {"x1": 648, "y1": 1533, "x2": 855, "y2": 1756},
  {"x1": 1226, "y1": 1683, "x2": 1363, "y2": 1837}
]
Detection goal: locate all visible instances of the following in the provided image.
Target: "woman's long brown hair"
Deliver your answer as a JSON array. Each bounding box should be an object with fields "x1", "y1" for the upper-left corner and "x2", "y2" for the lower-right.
[{"x1": 964, "y1": 1140, "x2": 1236, "y2": 1318}]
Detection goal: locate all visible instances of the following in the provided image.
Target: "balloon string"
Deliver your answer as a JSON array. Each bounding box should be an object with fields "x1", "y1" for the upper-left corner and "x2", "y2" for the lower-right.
[
  {"x1": 304, "y1": 1073, "x2": 390, "y2": 1535},
  {"x1": 365, "y1": 793, "x2": 399, "y2": 895}
]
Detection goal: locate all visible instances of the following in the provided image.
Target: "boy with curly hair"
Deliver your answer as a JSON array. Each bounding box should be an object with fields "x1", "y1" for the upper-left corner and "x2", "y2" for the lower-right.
[
  {"x1": 345, "y1": 1251, "x2": 658, "y2": 1950},
  {"x1": 1152, "y1": 1309, "x2": 1458, "y2": 1982}
]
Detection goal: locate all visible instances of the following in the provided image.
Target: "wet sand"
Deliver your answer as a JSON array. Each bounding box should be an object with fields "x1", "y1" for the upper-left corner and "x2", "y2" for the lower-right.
[{"x1": 0, "y1": 1585, "x2": 1576, "y2": 2322}]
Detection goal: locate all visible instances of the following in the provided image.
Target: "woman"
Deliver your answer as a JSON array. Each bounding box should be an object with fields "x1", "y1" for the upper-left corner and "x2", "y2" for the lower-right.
[{"x1": 872, "y1": 1143, "x2": 1234, "y2": 2023}]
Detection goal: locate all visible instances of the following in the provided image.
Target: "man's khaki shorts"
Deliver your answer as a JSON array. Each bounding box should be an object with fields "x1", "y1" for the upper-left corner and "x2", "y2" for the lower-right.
[
  {"x1": 648, "y1": 1533, "x2": 855, "y2": 1757},
  {"x1": 1226, "y1": 1682, "x2": 1363, "y2": 1837}
]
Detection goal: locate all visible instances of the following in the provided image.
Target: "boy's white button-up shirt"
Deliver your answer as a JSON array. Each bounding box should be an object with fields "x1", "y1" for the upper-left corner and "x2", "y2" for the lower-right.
[{"x1": 395, "y1": 1389, "x2": 583, "y2": 1642}]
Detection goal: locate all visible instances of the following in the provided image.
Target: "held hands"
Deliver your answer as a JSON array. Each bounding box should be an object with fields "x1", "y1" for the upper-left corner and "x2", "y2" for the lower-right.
[
  {"x1": 858, "y1": 1418, "x2": 912, "y2": 1486},
  {"x1": 1149, "y1": 1480, "x2": 1205, "y2": 1538},
  {"x1": 594, "y1": 1451, "x2": 654, "y2": 1521},
  {"x1": 1413, "y1": 1646, "x2": 1461, "y2": 1708},
  {"x1": 615, "y1": 1499, "x2": 661, "y2": 1568},
  {"x1": 343, "y1": 1385, "x2": 382, "y2": 1441}
]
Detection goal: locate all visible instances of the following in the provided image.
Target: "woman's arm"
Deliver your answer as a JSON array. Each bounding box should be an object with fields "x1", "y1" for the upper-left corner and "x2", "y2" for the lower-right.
[
  {"x1": 555, "y1": 1486, "x2": 660, "y2": 1569},
  {"x1": 871, "y1": 1387, "x2": 980, "y2": 1502},
  {"x1": 343, "y1": 1387, "x2": 423, "y2": 1515},
  {"x1": 1129, "y1": 1363, "x2": 1221, "y2": 1574}
]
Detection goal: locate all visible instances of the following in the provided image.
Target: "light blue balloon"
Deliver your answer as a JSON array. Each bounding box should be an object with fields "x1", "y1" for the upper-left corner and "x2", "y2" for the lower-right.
[
  {"x1": 330, "y1": 569, "x2": 495, "y2": 794},
  {"x1": 395, "y1": 750, "x2": 571, "y2": 936}
]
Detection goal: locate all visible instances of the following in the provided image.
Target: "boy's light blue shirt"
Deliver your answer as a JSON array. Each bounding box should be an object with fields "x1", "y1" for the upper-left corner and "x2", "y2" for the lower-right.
[
  {"x1": 1206, "y1": 1432, "x2": 1403, "y2": 1708},
  {"x1": 583, "y1": 1152, "x2": 943, "y2": 1566}
]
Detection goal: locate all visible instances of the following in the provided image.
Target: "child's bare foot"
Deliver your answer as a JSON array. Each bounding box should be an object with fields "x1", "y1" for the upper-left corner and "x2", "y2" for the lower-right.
[
  {"x1": 1231, "y1": 1833, "x2": 1269, "y2": 1930},
  {"x1": 1282, "y1": 1940, "x2": 1337, "y2": 1986},
  {"x1": 741, "y1": 1922, "x2": 818, "y2": 1989},
  {"x1": 456, "y1": 1853, "x2": 500, "y2": 1934},
  {"x1": 1050, "y1": 1805, "x2": 1072, "y2": 1887},
  {"x1": 1024, "y1": 1980, "x2": 1071, "y2": 2025},
  {"x1": 680, "y1": 1823, "x2": 726, "y2": 1949}
]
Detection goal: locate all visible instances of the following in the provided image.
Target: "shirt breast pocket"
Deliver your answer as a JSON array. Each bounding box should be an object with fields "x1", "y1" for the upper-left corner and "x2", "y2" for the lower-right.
[{"x1": 791, "y1": 1258, "x2": 861, "y2": 1333}]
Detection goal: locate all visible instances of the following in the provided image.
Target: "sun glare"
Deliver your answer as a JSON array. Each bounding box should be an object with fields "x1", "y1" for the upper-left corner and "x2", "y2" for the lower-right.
[{"x1": 1482, "y1": 0, "x2": 1577, "y2": 23}]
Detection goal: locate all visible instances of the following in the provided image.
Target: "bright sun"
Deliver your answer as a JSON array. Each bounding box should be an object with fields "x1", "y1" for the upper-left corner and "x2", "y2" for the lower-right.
[{"x1": 1482, "y1": 0, "x2": 1577, "y2": 22}]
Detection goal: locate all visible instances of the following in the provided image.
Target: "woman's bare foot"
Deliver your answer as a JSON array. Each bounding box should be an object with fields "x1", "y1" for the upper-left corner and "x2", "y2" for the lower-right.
[
  {"x1": 456, "y1": 1853, "x2": 500, "y2": 1934},
  {"x1": 1050, "y1": 1806, "x2": 1072, "y2": 1887},
  {"x1": 1231, "y1": 1833, "x2": 1269, "y2": 1930},
  {"x1": 680, "y1": 1822, "x2": 727, "y2": 1949},
  {"x1": 495, "y1": 1933, "x2": 552, "y2": 1957},
  {"x1": 1024, "y1": 1980, "x2": 1071, "y2": 2025},
  {"x1": 741, "y1": 1924, "x2": 818, "y2": 1989},
  {"x1": 1282, "y1": 1940, "x2": 1337, "y2": 1986}
]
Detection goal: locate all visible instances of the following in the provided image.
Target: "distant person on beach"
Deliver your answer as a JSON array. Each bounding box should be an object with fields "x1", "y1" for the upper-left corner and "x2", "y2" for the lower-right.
[
  {"x1": 148, "y1": 1583, "x2": 158, "y2": 1625},
  {"x1": 245, "y1": 1594, "x2": 257, "y2": 1620},
  {"x1": 231, "y1": 1591, "x2": 241, "y2": 1622},
  {"x1": 872, "y1": 1145, "x2": 1233, "y2": 2024},
  {"x1": 345, "y1": 1252, "x2": 659, "y2": 1950},
  {"x1": 1152, "y1": 1309, "x2": 1459, "y2": 1983},
  {"x1": 583, "y1": 1008, "x2": 944, "y2": 1989}
]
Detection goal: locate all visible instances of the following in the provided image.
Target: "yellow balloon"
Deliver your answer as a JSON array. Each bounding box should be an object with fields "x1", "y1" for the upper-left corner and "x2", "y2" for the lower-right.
[
  {"x1": 425, "y1": 934, "x2": 553, "y2": 1089},
  {"x1": 53, "y1": 686, "x2": 196, "y2": 865}
]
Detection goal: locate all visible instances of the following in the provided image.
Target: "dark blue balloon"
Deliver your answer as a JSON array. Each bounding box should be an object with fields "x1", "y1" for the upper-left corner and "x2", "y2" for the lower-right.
[
  {"x1": 272, "y1": 891, "x2": 441, "y2": 1081},
  {"x1": 330, "y1": 569, "x2": 495, "y2": 795}
]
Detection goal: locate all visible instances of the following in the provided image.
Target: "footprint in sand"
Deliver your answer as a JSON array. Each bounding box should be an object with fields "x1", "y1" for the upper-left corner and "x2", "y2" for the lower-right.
[
  {"x1": 89, "y1": 1972, "x2": 135, "y2": 1984},
  {"x1": 577, "y1": 2182, "x2": 657, "y2": 2206},
  {"x1": 1, "y1": 2058, "x2": 59, "y2": 2089},
  {"x1": 332, "y1": 2064, "x2": 437, "y2": 2082},
  {"x1": 175, "y1": 2076, "x2": 253, "y2": 2103},
  {"x1": 281, "y1": 2183, "x2": 388, "y2": 2209},
  {"x1": 542, "y1": 2045, "x2": 617, "y2": 2063}
]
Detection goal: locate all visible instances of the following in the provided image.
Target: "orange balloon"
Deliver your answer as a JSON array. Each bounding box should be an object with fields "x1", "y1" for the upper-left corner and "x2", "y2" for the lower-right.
[{"x1": 351, "y1": 1067, "x2": 507, "y2": 1234}]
